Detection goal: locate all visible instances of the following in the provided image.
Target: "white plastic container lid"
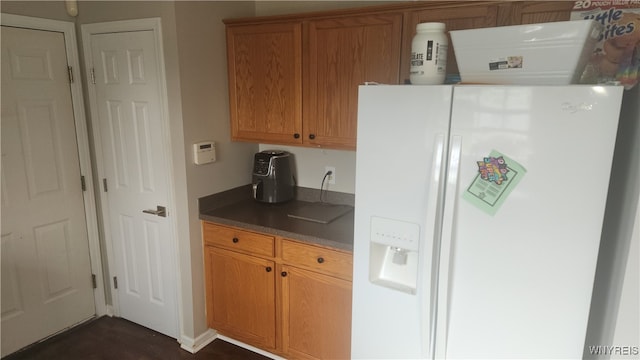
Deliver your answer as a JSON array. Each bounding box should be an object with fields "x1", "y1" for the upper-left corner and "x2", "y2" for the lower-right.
[{"x1": 416, "y1": 22, "x2": 446, "y2": 31}]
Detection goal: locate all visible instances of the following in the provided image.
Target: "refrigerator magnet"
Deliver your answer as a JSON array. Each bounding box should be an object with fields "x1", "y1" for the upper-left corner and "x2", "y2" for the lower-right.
[{"x1": 463, "y1": 150, "x2": 527, "y2": 216}]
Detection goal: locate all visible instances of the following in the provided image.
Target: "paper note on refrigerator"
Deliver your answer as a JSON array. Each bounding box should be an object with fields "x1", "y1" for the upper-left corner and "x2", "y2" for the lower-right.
[{"x1": 463, "y1": 150, "x2": 526, "y2": 216}]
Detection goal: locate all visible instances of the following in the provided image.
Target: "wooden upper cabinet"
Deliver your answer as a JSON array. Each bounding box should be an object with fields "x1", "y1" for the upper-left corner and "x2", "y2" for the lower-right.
[
  {"x1": 498, "y1": 1, "x2": 574, "y2": 26},
  {"x1": 306, "y1": 13, "x2": 403, "y2": 150},
  {"x1": 225, "y1": 1, "x2": 577, "y2": 149},
  {"x1": 226, "y1": 22, "x2": 303, "y2": 145},
  {"x1": 401, "y1": 3, "x2": 499, "y2": 82}
]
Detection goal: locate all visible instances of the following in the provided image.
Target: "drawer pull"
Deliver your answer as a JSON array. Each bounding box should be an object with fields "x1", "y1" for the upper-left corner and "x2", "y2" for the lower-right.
[
  {"x1": 232, "y1": 237, "x2": 239, "y2": 243},
  {"x1": 317, "y1": 257, "x2": 325, "y2": 264},
  {"x1": 281, "y1": 271, "x2": 288, "y2": 277},
  {"x1": 265, "y1": 266, "x2": 272, "y2": 272}
]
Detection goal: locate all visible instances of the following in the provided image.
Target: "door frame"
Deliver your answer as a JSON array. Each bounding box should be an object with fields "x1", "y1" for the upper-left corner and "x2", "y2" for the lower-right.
[
  {"x1": 80, "y1": 17, "x2": 182, "y2": 337},
  {"x1": 0, "y1": 13, "x2": 107, "y2": 317}
]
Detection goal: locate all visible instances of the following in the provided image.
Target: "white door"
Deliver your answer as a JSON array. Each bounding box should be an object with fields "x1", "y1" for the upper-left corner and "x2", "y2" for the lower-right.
[
  {"x1": 87, "y1": 29, "x2": 178, "y2": 338},
  {"x1": 1, "y1": 26, "x2": 95, "y2": 356}
]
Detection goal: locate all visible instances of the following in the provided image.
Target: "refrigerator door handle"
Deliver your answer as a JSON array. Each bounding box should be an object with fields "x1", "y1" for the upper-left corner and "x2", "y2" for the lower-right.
[
  {"x1": 433, "y1": 135, "x2": 463, "y2": 359},
  {"x1": 423, "y1": 134, "x2": 446, "y2": 359}
]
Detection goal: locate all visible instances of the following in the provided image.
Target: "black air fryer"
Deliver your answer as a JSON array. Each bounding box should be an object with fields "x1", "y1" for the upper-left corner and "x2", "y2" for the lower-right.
[{"x1": 252, "y1": 150, "x2": 295, "y2": 203}]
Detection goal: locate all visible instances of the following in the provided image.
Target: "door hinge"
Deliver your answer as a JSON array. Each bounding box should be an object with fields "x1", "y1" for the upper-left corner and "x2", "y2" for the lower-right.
[
  {"x1": 113, "y1": 276, "x2": 118, "y2": 289},
  {"x1": 81, "y1": 175, "x2": 86, "y2": 191},
  {"x1": 68, "y1": 66, "x2": 74, "y2": 83},
  {"x1": 90, "y1": 68, "x2": 96, "y2": 84},
  {"x1": 92, "y1": 274, "x2": 97, "y2": 289},
  {"x1": 103, "y1": 178, "x2": 108, "y2": 192}
]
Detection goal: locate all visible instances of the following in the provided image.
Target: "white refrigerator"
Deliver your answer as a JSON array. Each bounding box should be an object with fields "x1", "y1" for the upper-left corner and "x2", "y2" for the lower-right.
[{"x1": 351, "y1": 85, "x2": 624, "y2": 359}]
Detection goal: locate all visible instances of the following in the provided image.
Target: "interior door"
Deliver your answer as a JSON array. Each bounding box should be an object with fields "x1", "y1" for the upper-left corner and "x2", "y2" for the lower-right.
[
  {"x1": 88, "y1": 29, "x2": 178, "y2": 338},
  {"x1": 1, "y1": 25, "x2": 95, "y2": 356}
]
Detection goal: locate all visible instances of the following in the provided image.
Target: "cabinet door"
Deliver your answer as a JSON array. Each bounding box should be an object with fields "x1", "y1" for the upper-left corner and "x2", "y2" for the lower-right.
[
  {"x1": 281, "y1": 265, "x2": 352, "y2": 360},
  {"x1": 402, "y1": 4, "x2": 499, "y2": 81},
  {"x1": 306, "y1": 14, "x2": 402, "y2": 150},
  {"x1": 499, "y1": 1, "x2": 574, "y2": 26},
  {"x1": 226, "y1": 22, "x2": 303, "y2": 145},
  {"x1": 205, "y1": 246, "x2": 277, "y2": 350}
]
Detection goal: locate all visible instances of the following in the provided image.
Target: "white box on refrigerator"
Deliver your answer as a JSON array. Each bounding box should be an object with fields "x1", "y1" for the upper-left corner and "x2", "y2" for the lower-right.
[{"x1": 450, "y1": 20, "x2": 602, "y2": 85}]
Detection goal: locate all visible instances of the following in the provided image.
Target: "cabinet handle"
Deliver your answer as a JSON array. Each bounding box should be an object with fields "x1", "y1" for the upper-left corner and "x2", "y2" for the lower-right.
[
  {"x1": 232, "y1": 237, "x2": 239, "y2": 243},
  {"x1": 266, "y1": 266, "x2": 272, "y2": 272},
  {"x1": 309, "y1": 134, "x2": 316, "y2": 140},
  {"x1": 317, "y1": 257, "x2": 325, "y2": 264},
  {"x1": 293, "y1": 133, "x2": 300, "y2": 139},
  {"x1": 281, "y1": 271, "x2": 288, "y2": 277}
]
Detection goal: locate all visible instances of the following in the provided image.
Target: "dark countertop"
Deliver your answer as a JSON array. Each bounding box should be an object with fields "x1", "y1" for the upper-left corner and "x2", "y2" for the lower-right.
[{"x1": 198, "y1": 185, "x2": 355, "y2": 252}]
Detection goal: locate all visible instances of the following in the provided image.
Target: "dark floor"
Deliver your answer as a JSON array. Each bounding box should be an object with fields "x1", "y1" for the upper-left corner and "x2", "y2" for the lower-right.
[{"x1": 3, "y1": 316, "x2": 271, "y2": 360}]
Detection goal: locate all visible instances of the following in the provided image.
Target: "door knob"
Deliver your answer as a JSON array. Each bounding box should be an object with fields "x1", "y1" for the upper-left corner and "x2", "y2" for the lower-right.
[{"x1": 142, "y1": 205, "x2": 167, "y2": 217}]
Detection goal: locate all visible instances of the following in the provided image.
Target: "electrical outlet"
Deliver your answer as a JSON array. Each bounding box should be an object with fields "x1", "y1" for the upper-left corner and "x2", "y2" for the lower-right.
[{"x1": 325, "y1": 166, "x2": 336, "y2": 185}]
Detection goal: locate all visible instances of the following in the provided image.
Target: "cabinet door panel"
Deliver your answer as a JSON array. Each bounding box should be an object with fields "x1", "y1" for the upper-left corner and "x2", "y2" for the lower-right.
[
  {"x1": 307, "y1": 14, "x2": 402, "y2": 149},
  {"x1": 205, "y1": 246, "x2": 276, "y2": 350},
  {"x1": 402, "y1": 5, "x2": 499, "y2": 81},
  {"x1": 227, "y1": 23, "x2": 302, "y2": 144},
  {"x1": 500, "y1": 1, "x2": 574, "y2": 26},
  {"x1": 282, "y1": 265, "x2": 352, "y2": 360}
]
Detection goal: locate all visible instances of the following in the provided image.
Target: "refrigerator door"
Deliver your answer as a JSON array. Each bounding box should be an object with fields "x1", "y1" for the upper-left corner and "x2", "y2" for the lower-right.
[
  {"x1": 352, "y1": 85, "x2": 452, "y2": 359},
  {"x1": 437, "y1": 85, "x2": 623, "y2": 359}
]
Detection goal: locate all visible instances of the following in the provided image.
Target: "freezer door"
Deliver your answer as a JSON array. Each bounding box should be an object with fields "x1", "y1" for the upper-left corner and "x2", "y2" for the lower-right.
[
  {"x1": 437, "y1": 85, "x2": 623, "y2": 359},
  {"x1": 351, "y1": 85, "x2": 452, "y2": 359}
]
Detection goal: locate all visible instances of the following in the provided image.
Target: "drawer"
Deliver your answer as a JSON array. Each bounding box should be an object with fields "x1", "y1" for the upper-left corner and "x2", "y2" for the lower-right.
[
  {"x1": 281, "y1": 239, "x2": 352, "y2": 281},
  {"x1": 203, "y1": 222, "x2": 274, "y2": 257}
]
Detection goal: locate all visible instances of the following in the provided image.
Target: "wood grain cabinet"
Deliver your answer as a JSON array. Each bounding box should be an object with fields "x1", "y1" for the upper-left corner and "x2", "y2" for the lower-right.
[
  {"x1": 203, "y1": 222, "x2": 354, "y2": 359},
  {"x1": 280, "y1": 239, "x2": 353, "y2": 360},
  {"x1": 224, "y1": 1, "x2": 575, "y2": 149},
  {"x1": 499, "y1": 1, "x2": 574, "y2": 26},
  {"x1": 226, "y1": 13, "x2": 401, "y2": 150},
  {"x1": 226, "y1": 22, "x2": 303, "y2": 145},
  {"x1": 305, "y1": 14, "x2": 403, "y2": 149},
  {"x1": 205, "y1": 246, "x2": 277, "y2": 350},
  {"x1": 203, "y1": 222, "x2": 277, "y2": 350}
]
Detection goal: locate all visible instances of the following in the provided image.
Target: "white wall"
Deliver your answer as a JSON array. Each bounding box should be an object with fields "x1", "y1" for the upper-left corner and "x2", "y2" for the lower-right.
[
  {"x1": 259, "y1": 144, "x2": 356, "y2": 194},
  {"x1": 0, "y1": 1, "x2": 71, "y2": 20},
  {"x1": 174, "y1": 0, "x2": 256, "y2": 342}
]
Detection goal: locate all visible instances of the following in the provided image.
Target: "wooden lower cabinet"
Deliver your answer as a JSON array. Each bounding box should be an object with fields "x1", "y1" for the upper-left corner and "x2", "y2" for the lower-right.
[
  {"x1": 204, "y1": 246, "x2": 277, "y2": 350},
  {"x1": 203, "y1": 222, "x2": 353, "y2": 359},
  {"x1": 281, "y1": 265, "x2": 352, "y2": 360}
]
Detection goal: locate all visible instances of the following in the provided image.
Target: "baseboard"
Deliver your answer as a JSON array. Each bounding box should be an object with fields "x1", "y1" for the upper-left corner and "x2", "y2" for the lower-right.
[
  {"x1": 105, "y1": 305, "x2": 115, "y2": 317},
  {"x1": 179, "y1": 328, "x2": 217, "y2": 354},
  {"x1": 216, "y1": 334, "x2": 286, "y2": 360}
]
